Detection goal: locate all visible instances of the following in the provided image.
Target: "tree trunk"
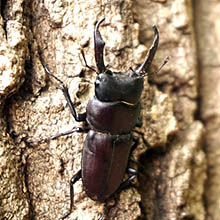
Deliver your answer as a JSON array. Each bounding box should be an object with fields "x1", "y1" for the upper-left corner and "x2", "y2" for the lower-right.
[{"x1": 0, "y1": 0, "x2": 218, "y2": 220}]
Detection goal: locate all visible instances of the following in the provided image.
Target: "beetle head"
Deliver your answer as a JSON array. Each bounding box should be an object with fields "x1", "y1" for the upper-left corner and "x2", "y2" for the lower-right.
[
  {"x1": 94, "y1": 18, "x2": 159, "y2": 105},
  {"x1": 95, "y1": 71, "x2": 144, "y2": 105}
]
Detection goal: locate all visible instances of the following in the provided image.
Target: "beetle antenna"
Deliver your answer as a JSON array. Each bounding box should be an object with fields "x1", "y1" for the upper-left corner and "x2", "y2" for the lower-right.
[
  {"x1": 142, "y1": 56, "x2": 169, "y2": 77},
  {"x1": 153, "y1": 56, "x2": 169, "y2": 75},
  {"x1": 81, "y1": 49, "x2": 98, "y2": 74}
]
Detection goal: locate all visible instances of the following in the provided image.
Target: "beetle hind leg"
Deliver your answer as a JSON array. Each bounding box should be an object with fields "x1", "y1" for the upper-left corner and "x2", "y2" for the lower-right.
[
  {"x1": 58, "y1": 170, "x2": 82, "y2": 220},
  {"x1": 99, "y1": 168, "x2": 137, "y2": 220},
  {"x1": 118, "y1": 167, "x2": 138, "y2": 191}
]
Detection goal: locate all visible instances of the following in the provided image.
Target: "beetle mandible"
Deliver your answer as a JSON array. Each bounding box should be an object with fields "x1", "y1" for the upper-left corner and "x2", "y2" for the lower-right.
[{"x1": 38, "y1": 18, "x2": 167, "y2": 220}]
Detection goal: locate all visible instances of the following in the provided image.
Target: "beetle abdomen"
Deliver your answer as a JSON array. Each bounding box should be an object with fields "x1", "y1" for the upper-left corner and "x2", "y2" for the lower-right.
[
  {"x1": 82, "y1": 130, "x2": 132, "y2": 201},
  {"x1": 86, "y1": 96, "x2": 141, "y2": 134}
]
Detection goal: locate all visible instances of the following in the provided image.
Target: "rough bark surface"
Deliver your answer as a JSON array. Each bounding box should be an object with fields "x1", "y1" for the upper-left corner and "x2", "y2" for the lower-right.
[
  {"x1": 0, "y1": 0, "x2": 218, "y2": 220},
  {"x1": 0, "y1": 0, "x2": 30, "y2": 219},
  {"x1": 194, "y1": 1, "x2": 220, "y2": 220},
  {"x1": 133, "y1": 1, "x2": 205, "y2": 220}
]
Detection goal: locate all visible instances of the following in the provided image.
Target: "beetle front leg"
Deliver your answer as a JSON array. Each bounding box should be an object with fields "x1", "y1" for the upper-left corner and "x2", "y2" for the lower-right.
[
  {"x1": 42, "y1": 65, "x2": 87, "y2": 122},
  {"x1": 59, "y1": 170, "x2": 82, "y2": 220},
  {"x1": 38, "y1": 47, "x2": 86, "y2": 122}
]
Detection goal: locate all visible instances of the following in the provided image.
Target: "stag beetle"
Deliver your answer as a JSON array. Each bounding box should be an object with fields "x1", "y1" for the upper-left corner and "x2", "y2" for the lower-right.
[{"x1": 38, "y1": 18, "x2": 167, "y2": 220}]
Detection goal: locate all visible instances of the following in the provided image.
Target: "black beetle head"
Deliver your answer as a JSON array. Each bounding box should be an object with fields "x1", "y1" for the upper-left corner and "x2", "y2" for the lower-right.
[
  {"x1": 95, "y1": 71, "x2": 144, "y2": 104},
  {"x1": 94, "y1": 18, "x2": 160, "y2": 104}
]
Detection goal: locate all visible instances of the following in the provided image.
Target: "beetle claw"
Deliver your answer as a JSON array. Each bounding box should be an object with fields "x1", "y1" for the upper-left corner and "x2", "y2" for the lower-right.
[
  {"x1": 136, "y1": 25, "x2": 159, "y2": 76},
  {"x1": 94, "y1": 18, "x2": 106, "y2": 73}
]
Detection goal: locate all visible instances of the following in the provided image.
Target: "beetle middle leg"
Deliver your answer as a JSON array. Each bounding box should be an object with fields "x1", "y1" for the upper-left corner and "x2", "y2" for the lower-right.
[
  {"x1": 59, "y1": 170, "x2": 82, "y2": 220},
  {"x1": 27, "y1": 127, "x2": 89, "y2": 144}
]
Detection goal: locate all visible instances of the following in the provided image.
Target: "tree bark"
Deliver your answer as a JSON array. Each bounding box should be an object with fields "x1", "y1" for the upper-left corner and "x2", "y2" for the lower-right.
[
  {"x1": 0, "y1": 0, "x2": 218, "y2": 220},
  {"x1": 194, "y1": 1, "x2": 220, "y2": 220}
]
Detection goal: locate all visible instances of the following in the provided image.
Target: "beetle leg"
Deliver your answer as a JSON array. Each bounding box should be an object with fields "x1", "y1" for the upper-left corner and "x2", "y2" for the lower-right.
[
  {"x1": 94, "y1": 18, "x2": 106, "y2": 73},
  {"x1": 27, "y1": 127, "x2": 89, "y2": 144},
  {"x1": 133, "y1": 130, "x2": 151, "y2": 148},
  {"x1": 135, "y1": 116, "x2": 143, "y2": 128},
  {"x1": 38, "y1": 47, "x2": 87, "y2": 122},
  {"x1": 136, "y1": 25, "x2": 159, "y2": 76},
  {"x1": 42, "y1": 64, "x2": 87, "y2": 122},
  {"x1": 118, "y1": 167, "x2": 138, "y2": 191},
  {"x1": 130, "y1": 136, "x2": 139, "y2": 154},
  {"x1": 59, "y1": 170, "x2": 82, "y2": 220},
  {"x1": 127, "y1": 167, "x2": 138, "y2": 175}
]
